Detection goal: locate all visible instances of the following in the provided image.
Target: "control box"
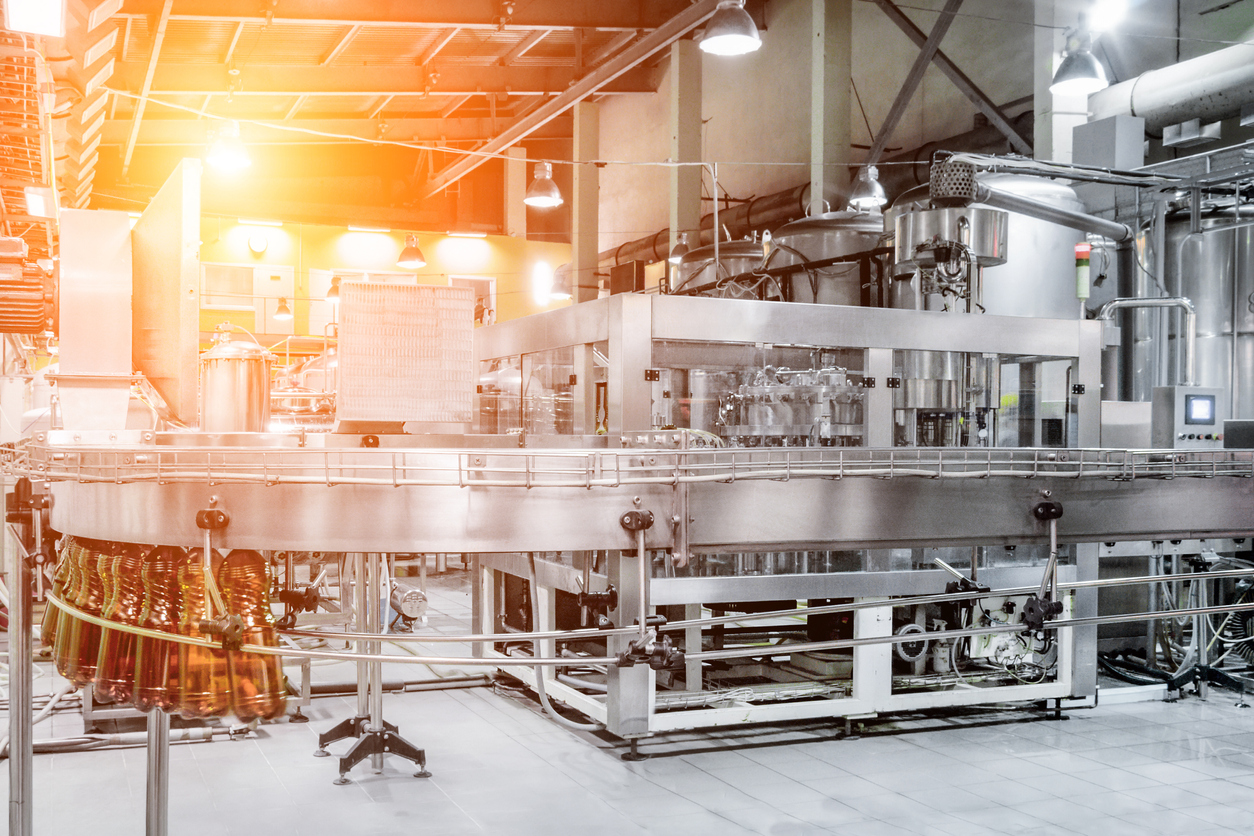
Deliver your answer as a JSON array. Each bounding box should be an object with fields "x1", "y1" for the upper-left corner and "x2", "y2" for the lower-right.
[{"x1": 1151, "y1": 386, "x2": 1227, "y2": 449}]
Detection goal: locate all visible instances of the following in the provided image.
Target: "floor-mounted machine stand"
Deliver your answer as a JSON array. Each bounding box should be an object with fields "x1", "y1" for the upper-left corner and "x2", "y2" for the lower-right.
[{"x1": 314, "y1": 551, "x2": 429, "y2": 783}]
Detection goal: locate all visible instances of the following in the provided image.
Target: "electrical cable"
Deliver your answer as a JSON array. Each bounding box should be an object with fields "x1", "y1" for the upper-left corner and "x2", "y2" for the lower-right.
[{"x1": 527, "y1": 553, "x2": 604, "y2": 732}]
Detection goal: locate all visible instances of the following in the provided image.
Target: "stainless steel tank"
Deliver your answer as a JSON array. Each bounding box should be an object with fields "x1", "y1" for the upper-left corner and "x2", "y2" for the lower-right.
[
  {"x1": 1163, "y1": 205, "x2": 1254, "y2": 418},
  {"x1": 768, "y1": 211, "x2": 884, "y2": 305},
  {"x1": 199, "y1": 337, "x2": 274, "y2": 432},
  {"x1": 893, "y1": 206, "x2": 1008, "y2": 269},
  {"x1": 676, "y1": 240, "x2": 764, "y2": 293},
  {"x1": 977, "y1": 174, "x2": 1086, "y2": 320}
]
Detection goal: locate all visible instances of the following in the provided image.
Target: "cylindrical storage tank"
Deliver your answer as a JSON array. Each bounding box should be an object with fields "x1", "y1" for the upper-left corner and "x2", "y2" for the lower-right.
[
  {"x1": 977, "y1": 175, "x2": 1086, "y2": 320},
  {"x1": 676, "y1": 240, "x2": 764, "y2": 293},
  {"x1": 1164, "y1": 206, "x2": 1254, "y2": 418},
  {"x1": 199, "y1": 338, "x2": 273, "y2": 432},
  {"x1": 768, "y1": 211, "x2": 884, "y2": 305}
]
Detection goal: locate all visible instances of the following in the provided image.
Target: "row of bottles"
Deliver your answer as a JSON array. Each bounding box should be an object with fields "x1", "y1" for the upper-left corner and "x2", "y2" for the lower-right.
[{"x1": 44, "y1": 538, "x2": 287, "y2": 722}]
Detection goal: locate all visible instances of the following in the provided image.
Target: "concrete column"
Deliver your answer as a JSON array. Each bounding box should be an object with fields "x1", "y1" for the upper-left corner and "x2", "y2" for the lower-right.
[
  {"x1": 504, "y1": 146, "x2": 527, "y2": 238},
  {"x1": 572, "y1": 101, "x2": 600, "y2": 303},
  {"x1": 811, "y1": 0, "x2": 852, "y2": 214},
  {"x1": 669, "y1": 40, "x2": 702, "y2": 256},
  {"x1": 1033, "y1": 0, "x2": 1086, "y2": 162}
]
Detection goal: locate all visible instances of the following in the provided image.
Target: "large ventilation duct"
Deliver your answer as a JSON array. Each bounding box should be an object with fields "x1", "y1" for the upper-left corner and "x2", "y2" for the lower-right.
[
  {"x1": 598, "y1": 111, "x2": 1034, "y2": 268},
  {"x1": 1088, "y1": 42, "x2": 1254, "y2": 132}
]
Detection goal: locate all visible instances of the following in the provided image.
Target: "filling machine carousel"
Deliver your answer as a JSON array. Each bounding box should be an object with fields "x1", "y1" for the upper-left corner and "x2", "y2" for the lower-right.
[{"x1": 6, "y1": 149, "x2": 1254, "y2": 835}]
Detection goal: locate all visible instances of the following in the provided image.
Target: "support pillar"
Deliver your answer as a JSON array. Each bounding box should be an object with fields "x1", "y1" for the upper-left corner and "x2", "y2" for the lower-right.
[
  {"x1": 504, "y1": 147, "x2": 527, "y2": 238},
  {"x1": 1033, "y1": 0, "x2": 1085, "y2": 163},
  {"x1": 669, "y1": 40, "x2": 702, "y2": 257},
  {"x1": 572, "y1": 102, "x2": 600, "y2": 303},
  {"x1": 811, "y1": 0, "x2": 852, "y2": 214}
]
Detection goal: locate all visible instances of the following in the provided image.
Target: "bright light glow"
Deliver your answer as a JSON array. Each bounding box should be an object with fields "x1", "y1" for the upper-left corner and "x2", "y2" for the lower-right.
[
  {"x1": 207, "y1": 121, "x2": 251, "y2": 171},
  {"x1": 4, "y1": 0, "x2": 67, "y2": 36},
  {"x1": 531, "y1": 261, "x2": 555, "y2": 306},
  {"x1": 1087, "y1": 0, "x2": 1127, "y2": 32},
  {"x1": 23, "y1": 186, "x2": 55, "y2": 219},
  {"x1": 448, "y1": 231, "x2": 488, "y2": 238},
  {"x1": 699, "y1": 0, "x2": 761, "y2": 56},
  {"x1": 550, "y1": 264, "x2": 572, "y2": 301},
  {"x1": 347, "y1": 224, "x2": 390, "y2": 233},
  {"x1": 238, "y1": 218, "x2": 283, "y2": 227}
]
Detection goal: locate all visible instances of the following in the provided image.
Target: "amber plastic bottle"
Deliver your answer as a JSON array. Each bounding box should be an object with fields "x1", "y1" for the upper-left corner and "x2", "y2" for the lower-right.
[
  {"x1": 41, "y1": 538, "x2": 75, "y2": 649},
  {"x1": 174, "y1": 549, "x2": 232, "y2": 718},
  {"x1": 52, "y1": 540, "x2": 87, "y2": 677},
  {"x1": 132, "y1": 546, "x2": 184, "y2": 712},
  {"x1": 58, "y1": 540, "x2": 108, "y2": 687},
  {"x1": 95, "y1": 544, "x2": 147, "y2": 705},
  {"x1": 219, "y1": 550, "x2": 286, "y2": 721}
]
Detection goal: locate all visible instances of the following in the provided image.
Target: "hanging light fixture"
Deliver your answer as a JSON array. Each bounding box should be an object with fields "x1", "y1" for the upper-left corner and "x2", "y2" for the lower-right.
[
  {"x1": 397, "y1": 234, "x2": 427, "y2": 269},
  {"x1": 668, "y1": 231, "x2": 691, "y2": 265},
  {"x1": 273, "y1": 297, "x2": 293, "y2": 321},
  {"x1": 848, "y1": 166, "x2": 887, "y2": 211},
  {"x1": 550, "y1": 264, "x2": 573, "y2": 301},
  {"x1": 327, "y1": 276, "x2": 342, "y2": 304},
  {"x1": 1050, "y1": 26, "x2": 1108, "y2": 96},
  {"x1": 699, "y1": 0, "x2": 761, "y2": 56},
  {"x1": 206, "y1": 120, "x2": 251, "y2": 171},
  {"x1": 524, "y1": 162, "x2": 564, "y2": 208}
]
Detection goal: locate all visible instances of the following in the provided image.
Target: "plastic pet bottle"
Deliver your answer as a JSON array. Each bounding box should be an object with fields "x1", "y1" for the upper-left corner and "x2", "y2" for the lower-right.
[
  {"x1": 132, "y1": 546, "x2": 184, "y2": 712},
  {"x1": 174, "y1": 548, "x2": 232, "y2": 718},
  {"x1": 219, "y1": 550, "x2": 287, "y2": 721}
]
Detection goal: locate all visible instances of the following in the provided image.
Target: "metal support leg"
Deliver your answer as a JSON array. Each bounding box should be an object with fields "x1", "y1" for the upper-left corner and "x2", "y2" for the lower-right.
[
  {"x1": 317, "y1": 552, "x2": 374, "y2": 758},
  {"x1": 146, "y1": 708, "x2": 170, "y2": 836},
  {"x1": 332, "y1": 553, "x2": 429, "y2": 783},
  {"x1": 7, "y1": 482, "x2": 34, "y2": 836}
]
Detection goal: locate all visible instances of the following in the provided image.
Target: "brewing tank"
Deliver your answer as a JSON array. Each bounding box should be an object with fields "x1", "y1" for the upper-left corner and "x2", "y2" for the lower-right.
[
  {"x1": 199, "y1": 337, "x2": 273, "y2": 432},
  {"x1": 676, "y1": 240, "x2": 764, "y2": 293},
  {"x1": 977, "y1": 174, "x2": 1086, "y2": 320},
  {"x1": 1164, "y1": 206, "x2": 1254, "y2": 418},
  {"x1": 768, "y1": 211, "x2": 884, "y2": 305}
]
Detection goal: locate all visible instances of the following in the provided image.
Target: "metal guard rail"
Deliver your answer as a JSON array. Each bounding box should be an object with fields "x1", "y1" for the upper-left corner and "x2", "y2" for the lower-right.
[{"x1": 3, "y1": 441, "x2": 1254, "y2": 488}]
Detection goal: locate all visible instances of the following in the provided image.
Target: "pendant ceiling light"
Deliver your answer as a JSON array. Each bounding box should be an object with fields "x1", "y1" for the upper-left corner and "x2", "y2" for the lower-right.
[
  {"x1": 1050, "y1": 29, "x2": 1108, "y2": 96},
  {"x1": 848, "y1": 166, "x2": 887, "y2": 211},
  {"x1": 397, "y1": 234, "x2": 427, "y2": 269},
  {"x1": 524, "y1": 162, "x2": 564, "y2": 208},
  {"x1": 699, "y1": 0, "x2": 761, "y2": 56}
]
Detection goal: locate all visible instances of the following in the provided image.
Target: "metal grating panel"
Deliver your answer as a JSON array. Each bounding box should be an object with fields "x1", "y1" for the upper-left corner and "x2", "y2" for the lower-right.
[{"x1": 336, "y1": 282, "x2": 474, "y2": 426}]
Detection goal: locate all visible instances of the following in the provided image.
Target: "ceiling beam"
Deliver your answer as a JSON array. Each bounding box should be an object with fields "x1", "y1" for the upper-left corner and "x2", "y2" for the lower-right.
[
  {"x1": 367, "y1": 95, "x2": 393, "y2": 119},
  {"x1": 115, "y1": 0, "x2": 696, "y2": 31},
  {"x1": 222, "y1": 20, "x2": 245, "y2": 63},
  {"x1": 422, "y1": 0, "x2": 718, "y2": 198},
  {"x1": 873, "y1": 0, "x2": 1032, "y2": 156},
  {"x1": 500, "y1": 29, "x2": 551, "y2": 65},
  {"x1": 440, "y1": 94, "x2": 474, "y2": 119},
  {"x1": 321, "y1": 24, "x2": 362, "y2": 65},
  {"x1": 112, "y1": 62, "x2": 659, "y2": 97},
  {"x1": 100, "y1": 116, "x2": 574, "y2": 145},
  {"x1": 120, "y1": 0, "x2": 172, "y2": 178},
  {"x1": 417, "y1": 28, "x2": 459, "y2": 66},
  {"x1": 284, "y1": 95, "x2": 307, "y2": 120},
  {"x1": 584, "y1": 30, "x2": 638, "y2": 68}
]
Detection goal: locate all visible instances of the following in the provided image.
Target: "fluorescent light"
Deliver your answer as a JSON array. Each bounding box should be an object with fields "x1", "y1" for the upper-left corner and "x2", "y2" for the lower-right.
[
  {"x1": 4, "y1": 0, "x2": 67, "y2": 36},
  {"x1": 348, "y1": 225, "x2": 391, "y2": 233},
  {"x1": 448, "y1": 231, "x2": 488, "y2": 238},
  {"x1": 23, "y1": 186, "x2": 55, "y2": 219},
  {"x1": 238, "y1": 218, "x2": 283, "y2": 227}
]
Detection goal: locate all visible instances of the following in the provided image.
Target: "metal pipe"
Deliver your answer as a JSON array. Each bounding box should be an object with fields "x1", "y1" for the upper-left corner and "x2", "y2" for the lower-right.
[
  {"x1": 368, "y1": 553, "x2": 383, "y2": 771},
  {"x1": 636, "y1": 528, "x2": 648, "y2": 641},
  {"x1": 1088, "y1": 41, "x2": 1254, "y2": 132},
  {"x1": 1096, "y1": 296, "x2": 1197, "y2": 386},
  {"x1": 353, "y1": 552, "x2": 368, "y2": 719},
  {"x1": 973, "y1": 183, "x2": 1134, "y2": 242},
  {"x1": 145, "y1": 709, "x2": 170, "y2": 836},
  {"x1": 7, "y1": 484, "x2": 33, "y2": 836}
]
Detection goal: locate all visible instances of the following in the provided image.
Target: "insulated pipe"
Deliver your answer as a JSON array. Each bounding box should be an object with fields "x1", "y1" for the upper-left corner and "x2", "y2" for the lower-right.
[
  {"x1": 1096, "y1": 297, "x2": 1197, "y2": 387},
  {"x1": 1088, "y1": 42, "x2": 1254, "y2": 132}
]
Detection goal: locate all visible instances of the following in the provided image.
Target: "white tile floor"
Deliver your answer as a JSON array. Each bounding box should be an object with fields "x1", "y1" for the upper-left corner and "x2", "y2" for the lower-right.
[{"x1": 7, "y1": 566, "x2": 1254, "y2": 835}]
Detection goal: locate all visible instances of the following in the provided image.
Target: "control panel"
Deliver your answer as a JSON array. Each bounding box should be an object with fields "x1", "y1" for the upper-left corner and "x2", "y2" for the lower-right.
[{"x1": 1151, "y1": 386, "x2": 1228, "y2": 450}]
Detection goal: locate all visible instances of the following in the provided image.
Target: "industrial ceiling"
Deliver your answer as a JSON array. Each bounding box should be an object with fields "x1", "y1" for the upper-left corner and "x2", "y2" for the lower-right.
[{"x1": 37, "y1": 0, "x2": 766, "y2": 236}]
